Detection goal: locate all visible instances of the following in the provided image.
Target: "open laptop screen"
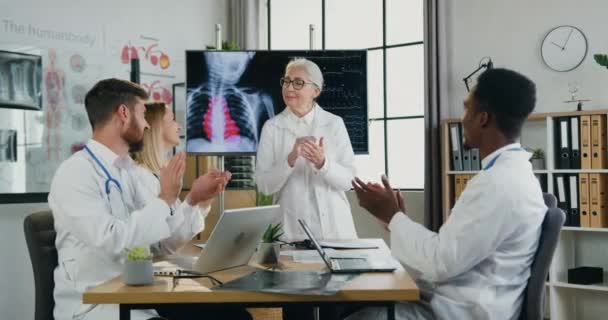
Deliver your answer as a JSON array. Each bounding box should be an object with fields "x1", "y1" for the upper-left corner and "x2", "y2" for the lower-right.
[{"x1": 298, "y1": 219, "x2": 333, "y2": 269}]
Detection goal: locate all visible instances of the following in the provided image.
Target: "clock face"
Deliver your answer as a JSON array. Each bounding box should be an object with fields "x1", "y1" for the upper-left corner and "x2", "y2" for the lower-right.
[{"x1": 541, "y1": 25, "x2": 588, "y2": 72}]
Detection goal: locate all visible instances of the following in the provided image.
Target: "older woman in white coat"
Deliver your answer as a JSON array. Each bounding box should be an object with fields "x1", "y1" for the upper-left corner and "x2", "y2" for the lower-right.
[{"x1": 255, "y1": 58, "x2": 358, "y2": 241}]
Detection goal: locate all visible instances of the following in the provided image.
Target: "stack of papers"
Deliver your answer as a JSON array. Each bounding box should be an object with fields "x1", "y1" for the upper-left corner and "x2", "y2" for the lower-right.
[
  {"x1": 319, "y1": 240, "x2": 378, "y2": 249},
  {"x1": 281, "y1": 249, "x2": 369, "y2": 263}
]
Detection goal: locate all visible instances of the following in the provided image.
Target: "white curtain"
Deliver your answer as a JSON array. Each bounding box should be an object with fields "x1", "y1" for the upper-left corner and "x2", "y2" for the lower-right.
[{"x1": 228, "y1": 0, "x2": 267, "y2": 50}]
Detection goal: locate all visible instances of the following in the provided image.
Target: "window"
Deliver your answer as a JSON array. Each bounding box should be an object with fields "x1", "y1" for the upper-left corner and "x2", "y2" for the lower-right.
[{"x1": 268, "y1": 0, "x2": 424, "y2": 189}]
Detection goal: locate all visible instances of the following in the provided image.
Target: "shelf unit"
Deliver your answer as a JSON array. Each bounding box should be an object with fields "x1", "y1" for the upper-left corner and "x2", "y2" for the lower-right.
[{"x1": 441, "y1": 109, "x2": 608, "y2": 320}]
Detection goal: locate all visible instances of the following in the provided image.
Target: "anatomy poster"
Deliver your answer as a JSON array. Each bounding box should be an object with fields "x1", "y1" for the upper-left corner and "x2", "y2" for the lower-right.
[{"x1": 107, "y1": 31, "x2": 183, "y2": 106}]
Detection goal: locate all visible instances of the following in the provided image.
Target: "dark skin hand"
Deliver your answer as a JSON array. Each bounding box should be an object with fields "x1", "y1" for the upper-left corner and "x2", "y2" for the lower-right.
[{"x1": 351, "y1": 175, "x2": 406, "y2": 225}]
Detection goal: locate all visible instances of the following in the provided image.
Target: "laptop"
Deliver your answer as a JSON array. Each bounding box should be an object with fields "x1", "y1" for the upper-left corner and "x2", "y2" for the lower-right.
[
  {"x1": 298, "y1": 219, "x2": 397, "y2": 273},
  {"x1": 191, "y1": 205, "x2": 280, "y2": 274}
]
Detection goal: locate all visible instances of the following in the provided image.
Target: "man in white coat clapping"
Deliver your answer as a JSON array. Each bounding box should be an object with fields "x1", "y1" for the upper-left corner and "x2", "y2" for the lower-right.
[
  {"x1": 48, "y1": 79, "x2": 241, "y2": 320},
  {"x1": 351, "y1": 68, "x2": 547, "y2": 320}
]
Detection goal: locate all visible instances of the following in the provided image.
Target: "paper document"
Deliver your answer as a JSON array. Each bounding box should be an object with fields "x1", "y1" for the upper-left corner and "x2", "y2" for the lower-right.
[
  {"x1": 281, "y1": 249, "x2": 368, "y2": 263},
  {"x1": 193, "y1": 243, "x2": 206, "y2": 249}
]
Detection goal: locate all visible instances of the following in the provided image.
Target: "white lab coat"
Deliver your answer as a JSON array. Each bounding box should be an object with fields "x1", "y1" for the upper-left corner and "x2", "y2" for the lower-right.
[
  {"x1": 350, "y1": 143, "x2": 547, "y2": 320},
  {"x1": 255, "y1": 104, "x2": 358, "y2": 240},
  {"x1": 49, "y1": 140, "x2": 206, "y2": 320}
]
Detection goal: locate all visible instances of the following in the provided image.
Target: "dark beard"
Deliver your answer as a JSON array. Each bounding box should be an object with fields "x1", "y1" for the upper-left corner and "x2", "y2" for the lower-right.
[
  {"x1": 128, "y1": 139, "x2": 144, "y2": 153},
  {"x1": 124, "y1": 120, "x2": 144, "y2": 153}
]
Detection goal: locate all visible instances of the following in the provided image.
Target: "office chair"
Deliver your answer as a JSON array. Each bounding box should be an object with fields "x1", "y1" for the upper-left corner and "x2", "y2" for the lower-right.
[
  {"x1": 542, "y1": 193, "x2": 557, "y2": 208},
  {"x1": 24, "y1": 211, "x2": 57, "y2": 320},
  {"x1": 519, "y1": 205, "x2": 565, "y2": 320}
]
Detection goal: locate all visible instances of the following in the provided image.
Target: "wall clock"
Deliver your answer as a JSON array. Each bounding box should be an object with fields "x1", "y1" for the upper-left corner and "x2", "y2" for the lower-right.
[{"x1": 541, "y1": 25, "x2": 588, "y2": 72}]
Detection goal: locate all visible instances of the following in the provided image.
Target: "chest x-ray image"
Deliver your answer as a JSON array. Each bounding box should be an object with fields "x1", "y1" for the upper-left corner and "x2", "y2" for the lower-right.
[{"x1": 186, "y1": 51, "x2": 274, "y2": 154}]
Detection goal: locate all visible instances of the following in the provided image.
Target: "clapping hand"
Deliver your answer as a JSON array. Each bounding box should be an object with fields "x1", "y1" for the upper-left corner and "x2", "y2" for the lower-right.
[
  {"x1": 159, "y1": 152, "x2": 186, "y2": 205},
  {"x1": 188, "y1": 168, "x2": 232, "y2": 205},
  {"x1": 351, "y1": 175, "x2": 405, "y2": 224}
]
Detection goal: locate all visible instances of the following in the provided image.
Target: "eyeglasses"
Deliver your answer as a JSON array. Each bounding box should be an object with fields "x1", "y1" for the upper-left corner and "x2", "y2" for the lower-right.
[{"x1": 280, "y1": 77, "x2": 317, "y2": 90}]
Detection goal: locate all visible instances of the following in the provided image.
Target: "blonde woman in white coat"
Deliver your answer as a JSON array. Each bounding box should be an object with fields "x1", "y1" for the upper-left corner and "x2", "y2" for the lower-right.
[
  {"x1": 255, "y1": 58, "x2": 358, "y2": 241},
  {"x1": 132, "y1": 102, "x2": 252, "y2": 320},
  {"x1": 132, "y1": 102, "x2": 224, "y2": 256}
]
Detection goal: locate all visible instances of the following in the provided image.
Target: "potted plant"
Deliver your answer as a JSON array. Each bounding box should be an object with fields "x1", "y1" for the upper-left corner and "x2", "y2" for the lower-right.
[
  {"x1": 530, "y1": 148, "x2": 545, "y2": 170},
  {"x1": 594, "y1": 53, "x2": 608, "y2": 69},
  {"x1": 256, "y1": 190, "x2": 273, "y2": 207},
  {"x1": 257, "y1": 223, "x2": 283, "y2": 265},
  {"x1": 123, "y1": 246, "x2": 154, "y2": 286},
  {"x1": 206, "y1": 40, "x2": 240, "y2": 50}
]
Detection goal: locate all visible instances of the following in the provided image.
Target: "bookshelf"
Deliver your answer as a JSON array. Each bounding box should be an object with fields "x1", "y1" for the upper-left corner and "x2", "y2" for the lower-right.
[{"x1": 441, "y1": 109, "x2": 608, "y2": 320}]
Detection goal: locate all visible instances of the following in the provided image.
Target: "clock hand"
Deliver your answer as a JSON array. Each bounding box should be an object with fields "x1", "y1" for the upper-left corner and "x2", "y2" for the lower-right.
[
  {"x1": 551, "y1": 41, "x2": 565, "y2": 50},
  {"x1": 562, "y1": 28, "x2": 574, "y2": 50}
]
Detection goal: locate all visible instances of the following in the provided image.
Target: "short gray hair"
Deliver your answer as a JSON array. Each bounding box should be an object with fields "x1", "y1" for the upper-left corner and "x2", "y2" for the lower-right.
[{"x1": 285, "y1": 58, "x2": 324, "y2": 91}]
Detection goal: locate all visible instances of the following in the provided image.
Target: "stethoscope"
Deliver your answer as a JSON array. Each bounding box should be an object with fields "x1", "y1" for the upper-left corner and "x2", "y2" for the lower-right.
[
  {"x1": 83, "y1": 145, "x2": 123, "y2": 195},
  {"x1": 482, "y1": 147, "x2": 524, "y2": 171}
]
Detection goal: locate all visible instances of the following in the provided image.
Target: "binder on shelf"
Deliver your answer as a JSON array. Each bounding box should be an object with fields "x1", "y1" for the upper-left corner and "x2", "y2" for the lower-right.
[
  {"x1": 555, "y1": 174, "x2": 570, "y2": 226},
  {"x1": 568, "y1": 174, "x2": 580, "y2": 227},
  {"x1": 462, "y1": 175, "x2": 471, "y2": 191},
  {"x1": 591, "y1": 115, "x2": 607, "y2": 169},
  {"x1": 589, "y1": 173, "x2": 608, "y2": 228},
  {"x1": 570, "y1": 117, "x2": 581, "y2": 169},
  {"x1": 449, "y1": 123, "x2": 463, "y2": 171},
  {"x1": 579, "y1": 173, "x2": 591, "y2": 228},
  {"x1": 462, "y1": 149, "x2": 472, "y2": 171},
  {"x1": 535, "y1": 174, "x2": 548, "y2": 193},
  {"x1": 461, "y1": 124, "x2": 471, "y2": 171},
  {"x1": 471, "y1": 149, "x2": 481, "y2": 171},
  {"x1": 580, "y1": 115, "x2": 592, "y2": 169},
  {"x1": 454, "y1": 175, "x2": 463, "y2": 201},
  {"x1": 555, "y1": 117, "x2": 571, "y2": 169}
]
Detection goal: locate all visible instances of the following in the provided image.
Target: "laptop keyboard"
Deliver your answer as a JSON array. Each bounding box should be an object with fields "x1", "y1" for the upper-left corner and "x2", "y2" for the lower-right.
[{"x1": 333, "y1": 258, "x2": 369, "y2": 270}]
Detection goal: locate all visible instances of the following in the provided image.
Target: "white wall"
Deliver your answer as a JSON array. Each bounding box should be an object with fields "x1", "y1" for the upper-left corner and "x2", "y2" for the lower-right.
[
  {"x1": 0, "y1": 1, "x2": 228, "y2": 319},
  {"x1": 445, "y1": 0, "x2": 608, "y2": 118}
]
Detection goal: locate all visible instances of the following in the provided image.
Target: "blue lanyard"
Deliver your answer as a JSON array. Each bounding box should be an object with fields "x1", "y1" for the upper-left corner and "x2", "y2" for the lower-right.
[
  {"x1": 83, "y1": 145, "x2": 123, "y2": 195},
  {"x1": 482, "y1": 147, "x2": 524, "y2": 171}
]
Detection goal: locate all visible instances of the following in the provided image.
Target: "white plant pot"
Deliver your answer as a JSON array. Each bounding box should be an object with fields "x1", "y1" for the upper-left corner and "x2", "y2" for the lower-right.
[
  {"x1": 531, "y1": 158, "x2": 545, "y2": 170},
  {"x1": 257, "y1": 242, "x2": 281, "y2": 264},
  {"x1": 123, "y1": 260, "x2": 154, "y2": 286}
]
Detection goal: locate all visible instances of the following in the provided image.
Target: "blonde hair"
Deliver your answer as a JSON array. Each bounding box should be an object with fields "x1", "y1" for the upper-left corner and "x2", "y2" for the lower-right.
[
  {"x1": 133, "y1": 102, "x2": 168, "y2": 174},
  {"x1": 285, "y1": 57, "x2": 324, "y2": 91}
]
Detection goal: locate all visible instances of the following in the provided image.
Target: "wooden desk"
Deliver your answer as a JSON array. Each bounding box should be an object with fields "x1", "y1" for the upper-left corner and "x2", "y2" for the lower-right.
[{"x1": 83, "y1": 239, "x2": 419, "y2": 320}]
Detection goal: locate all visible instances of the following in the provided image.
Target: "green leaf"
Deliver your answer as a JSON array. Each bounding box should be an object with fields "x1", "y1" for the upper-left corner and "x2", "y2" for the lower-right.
[
  {"x1": 126, "y1": 246, "x2": 151, "y2": 261},
  {"x1": 594, "y1": 53, "x2": 608, "y2": 68},
  {"x1": 262, "y1": 223, "x2": 283, "y2": 242}
]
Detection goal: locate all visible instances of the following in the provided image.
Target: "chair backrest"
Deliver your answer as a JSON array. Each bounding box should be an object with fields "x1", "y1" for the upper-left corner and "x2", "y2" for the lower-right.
[
  {"x1": 542, "y1": 193, "x2": 557, "y2": 208},
  {"x1": 519, "y1": 206, "x2": 565, "y2": 320},
  {"x1": 24, "y1": 211, "x2": 57, "y2": 320}
]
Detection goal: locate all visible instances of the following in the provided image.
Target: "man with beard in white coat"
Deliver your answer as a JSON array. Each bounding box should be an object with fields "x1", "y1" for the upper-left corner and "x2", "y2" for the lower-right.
[
  {"x1": 351, "y1": 68, "x2": 546, "y2": 320},
  {"x1": 48, "y1": 79, "x2": 247, "y2": 320}
]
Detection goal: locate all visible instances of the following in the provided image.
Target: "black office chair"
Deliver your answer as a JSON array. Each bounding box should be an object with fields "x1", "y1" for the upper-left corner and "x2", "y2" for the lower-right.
[
  {"x1": 519, "y1": 203, "x2": 565, "y2": 320},
  {"x1": 24, "y1": 211, "x2": 57, "y2": 320}
]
